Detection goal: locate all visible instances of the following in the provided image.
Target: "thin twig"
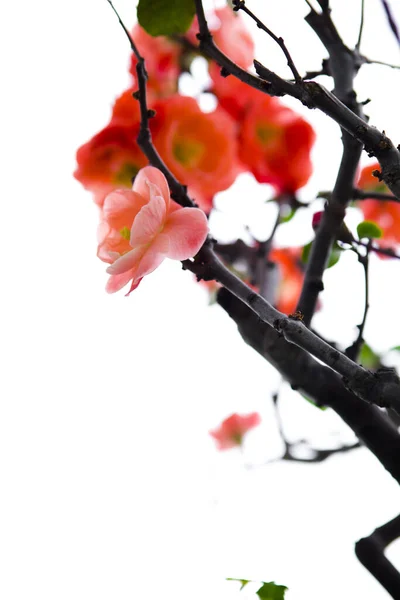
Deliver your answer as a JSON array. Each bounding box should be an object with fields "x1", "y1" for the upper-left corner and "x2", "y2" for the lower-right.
[
  {"x1": 271, "y1": 390, "x2": 361, "y2": 463},
  {"x1": 380, "y1": 0, "x2": 400, "y2": 46},
  {"x1": 345, "y1": 244, "x2": 370, "y2": 361},
  {"x1": 232, "y1": 0, "x2": 302, "y2": 82},
  {"x1": 105, "y1": 0, "x2": 141, "y2": 60},
  {"x1": 353, "y1": 188, "x2": 399, "y2": 202},
  {"x1": 356, "y1": 0, "x2": 365, "y2": 49},
  {"x1": 363, "y1": 57, "x2": 400, "y2": 69}
]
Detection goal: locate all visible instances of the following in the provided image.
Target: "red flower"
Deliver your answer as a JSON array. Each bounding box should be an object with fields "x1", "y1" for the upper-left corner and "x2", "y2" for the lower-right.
[
  {"x1": 270, "y1": 248, "x2": 304, "y2": 315},
  {"x1": 211, "y1": 7, "x2": 254, "y2": 69},
  {"x1": 129, "y1": 25, "x2": 181, "y2": 98},
  {"x1": 74, "y1": 123, "x2": 147, "y2": 206},
  {"x1": 151, "y1": 95, "x2": 240, "y2": 212},
  {"x1": 357, "y1": 162, "x2": 400, "y2": 245},
  {"x1": 239, "y1": 98, "x2": 315, "y2": 193},
  {"x1": 210, "y1": 412, "x2": 261, "y2": 450}
]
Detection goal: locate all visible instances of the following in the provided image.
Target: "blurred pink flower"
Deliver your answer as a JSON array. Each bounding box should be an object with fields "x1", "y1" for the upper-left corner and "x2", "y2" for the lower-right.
[
  {"x1": 210, "y1": 412, "x2": 261, "y2": 450},
  {"x1": 99, "y1": 166, "x2": 208, "y2": 294}
]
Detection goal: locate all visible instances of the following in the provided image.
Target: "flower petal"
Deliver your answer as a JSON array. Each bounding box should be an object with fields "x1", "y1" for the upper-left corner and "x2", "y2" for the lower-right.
[
  {"x1": 132, "y1": 166, "x2": 170, "y2": 208},
  {"x1": 102, "y1": 189, "x2": 148, "y2": 230},
  {"x1": 106, "y1": 268, "x2": 137, "y2": 294},
  {"x1": 129, "y1": 192, "x2": 167, "y2": 247},
  {"x1": 106, "y1": 246, "x2": 145, "y2": 276},
  {"x1": 134, "y1": 234, "x2": 170, "y2": 281},
  {"x1": 162, "y1": 207, "x2": 208, "y2": 260}
]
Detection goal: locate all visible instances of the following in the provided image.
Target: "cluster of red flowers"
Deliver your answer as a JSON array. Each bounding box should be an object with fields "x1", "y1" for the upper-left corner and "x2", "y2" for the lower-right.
[
  {"x1": 75, "y1": 9, "x2": 315, "y2": 211},
  {"x1": 74, "y1": 7, "x2": 315, "y2": 309}
]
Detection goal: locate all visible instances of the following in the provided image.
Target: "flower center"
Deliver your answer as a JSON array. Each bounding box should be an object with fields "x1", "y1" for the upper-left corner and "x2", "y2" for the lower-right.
[
  {"x1": 114, "y1": 163, "x2": 139, "y2": 187},
  {"x1": 173, "y1": 138, "x2": 204, "y2": 168},
  {"x1": 120, "y1": 226, "x2": 131, "y2": 241},
  {"x1": 256, "y1": 125, "x2": 279, "y2": 146}
]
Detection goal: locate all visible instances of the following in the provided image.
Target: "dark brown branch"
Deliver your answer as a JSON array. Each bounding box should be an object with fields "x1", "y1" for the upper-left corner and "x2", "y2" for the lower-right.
[
  {"x1": 295, "y1": 8, "x2": 364, "y2": 324},
  {"x1": 217, "y1": 288, "x2": 400, "y2": 484},
  {"x1": 232, "y1": 0, "x2": 302, "y2": 83},
  {"x1": 353, "y1": 188, "x2": 398, "y2": 202},
  {"x1": 356, "y1": 514, "x2": 400, "y2": 598},
  {"x1": 184, "y1": 247, "x2": 400, "y2": 413}
]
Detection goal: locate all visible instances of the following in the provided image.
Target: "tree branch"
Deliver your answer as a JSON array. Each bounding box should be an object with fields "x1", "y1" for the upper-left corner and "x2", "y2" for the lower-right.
[
  {"x1": 295, "y1": 7, "x2": 364, "y2": 324},
  {"x1": 217, "y1": 288, "x2": 400, "y2": 484},
  {"x1": 107, "y1": 0, "x2": 400, "y2": 415},
  {"x1": 193, "y1": 0, "x2": 400, "y2": 200},
  {"x1": 356, "y1": 514, "x2": 400, "y2": 599},
  {"x1": 232, "y1": 0, "x2": 302, "y2": 83}
]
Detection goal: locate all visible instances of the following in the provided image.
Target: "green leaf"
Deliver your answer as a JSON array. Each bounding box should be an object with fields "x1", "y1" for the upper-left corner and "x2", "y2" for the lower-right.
[
  {"x1": 279, "y1": 207, "x2": 296, "y2": 224},
  {"x1": 137, "y1": 0, "x2": 195, "y2": 36},
  {"x1": 226, "y1": 578, "x2": 250, "y2": 590},
  {"x1": 256, "y1": 581, "x2": 288, "y2": 599},
  {"x1": 357, "y1": 220, "x2": 383, "y2": 240},
  {"x1": 359, "y1": 343, "x2": 381, "y2": 370},
  {"x1": 390, "y1": 345, "x2": 400, "y2": 352},
  {"x1": 301, "y1": 241, "x2": 312, "y2": 264},
  {"x1": 301, "y1": 242, "x2": 341, "y2": 269}
]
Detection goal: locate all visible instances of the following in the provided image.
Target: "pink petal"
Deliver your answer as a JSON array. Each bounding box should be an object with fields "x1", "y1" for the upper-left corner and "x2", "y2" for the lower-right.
[
  {"x1": 129, "y1": 193, "x2": 167, "y2": 247},
  {"x1": 103, "y1": 190, "x2": 147, "y2": 229},
  {"x1": 162, "y1": 207, "x2": 208, "y2": 260},
  {"x1": 106, "y1": 268, "x2": 137, "y2": 294},
  {"x1": 133, "y1": 234, "x2": 170, "y2": 281},
  {"x1": 106, "y1": 246, "x2": 145, "y2": 276},
  {"x1": 132, "y1": 166, "x2": 170, "y2": 208}
]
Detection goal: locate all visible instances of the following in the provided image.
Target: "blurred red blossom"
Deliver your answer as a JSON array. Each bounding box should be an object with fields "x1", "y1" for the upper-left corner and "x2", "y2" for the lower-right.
[
  {"x1": 151, "y1": 95, "x2": 240, "y2": 212},
  {"x1": 357, "y1": 162, "x2": 400, "y2": 247},
  {"x1": 239, "y1": 99, "x2": 315, "y2": 193},
  {"x1": 270, "y1": 248, "x2": 304, "y2": 315},
  {"x1": 74, "y1": 124, "x2": 147, "y2": 206},
  {"x1": 129, "y1": 24, "x2": 181, "y2": 98},
  {"x1": 210, "y1": 412, "x2": 261, "y2": 450}
]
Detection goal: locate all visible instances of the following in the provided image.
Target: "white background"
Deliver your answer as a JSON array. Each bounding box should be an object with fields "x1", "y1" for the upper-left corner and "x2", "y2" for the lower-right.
[{"x1": 2, "y1": 0, "x2": 400, "y2": 598}]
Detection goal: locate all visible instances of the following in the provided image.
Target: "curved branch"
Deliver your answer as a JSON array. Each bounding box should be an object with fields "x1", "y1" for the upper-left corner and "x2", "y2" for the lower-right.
[{"x1": 356, "y1": 514, "x2": 400, "y2": 599}]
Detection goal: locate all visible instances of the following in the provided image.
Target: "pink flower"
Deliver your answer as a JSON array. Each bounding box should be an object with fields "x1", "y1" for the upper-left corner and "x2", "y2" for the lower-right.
[
  {"x1": 99, "y1": 166, "x2": 208, "y2": 294},
  {"x1": 209, "y1": 412, "x2": 261, "y2": 450}
]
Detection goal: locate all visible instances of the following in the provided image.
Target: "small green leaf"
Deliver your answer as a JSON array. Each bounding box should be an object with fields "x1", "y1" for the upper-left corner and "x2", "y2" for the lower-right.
[
  {"x1": 301, "y1": 241, "x2": 312, "y2": 264},
  {"x1": 137, "y1": 0, "x2": 195, "y2": 36},
  {"x1": 359, "y1": 343, "x2": 381, "y2": 370},
  {"x1": 226, "y1": 578, "x2": 250, "y2": 590},
  {"x1": 357, "y1": 220, "x2": 383, "y2": 240},
  {"x1": 301, "y1": 242, "x2": 341, "y2": 269},
  {"x1": 327, "y1": 243, "x2": 342, "y2": 268},
  {"x1": 279, "y1": 207, "x2": 296, "y2": 224},
  {"x1": 256, "y1": 581, "x2": 288, "y2": 600},
  {"x1": 390, "y1": 345, "x2": 400, "y2": 352}
]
